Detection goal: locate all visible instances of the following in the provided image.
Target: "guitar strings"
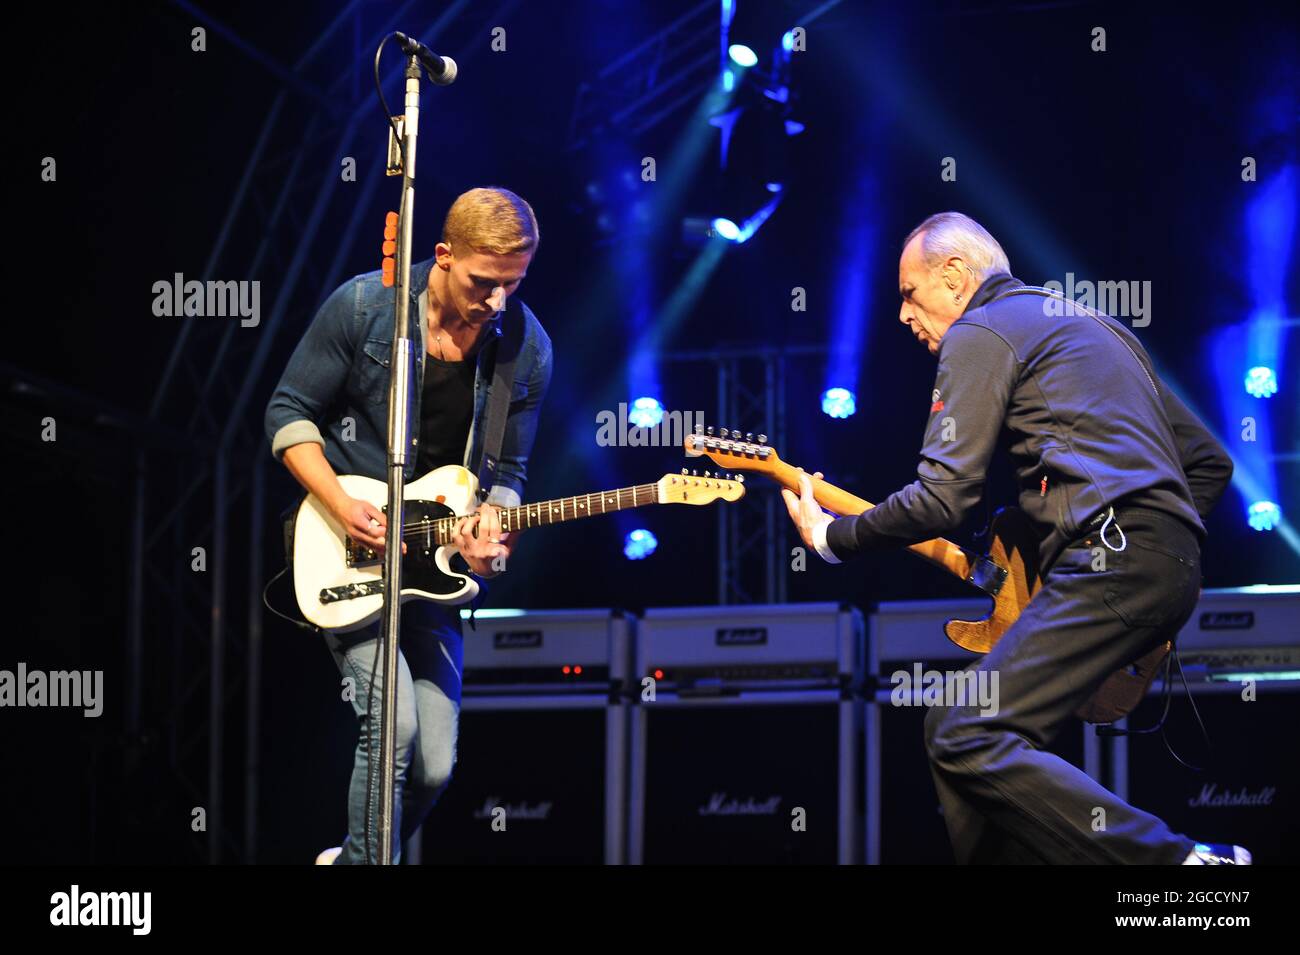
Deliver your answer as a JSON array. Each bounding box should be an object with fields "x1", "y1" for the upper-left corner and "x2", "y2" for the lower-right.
[{"x1": 378, "y1": 483, "x2": 664, "y2": 544}]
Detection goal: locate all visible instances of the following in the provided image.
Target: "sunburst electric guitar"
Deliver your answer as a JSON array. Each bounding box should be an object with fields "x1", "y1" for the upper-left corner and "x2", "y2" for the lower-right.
[
  {"x1": 292, "y1": 464, "x2": 745, "y2": 632},
  {"x1": 684, "y1": 427, "x2": 1170, "y2": 724}
]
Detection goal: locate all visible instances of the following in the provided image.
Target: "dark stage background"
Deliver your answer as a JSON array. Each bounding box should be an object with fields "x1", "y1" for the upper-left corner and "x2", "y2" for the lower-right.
[{"x1": 2, "y1": 0, "x2": 1296, "y2": 864}]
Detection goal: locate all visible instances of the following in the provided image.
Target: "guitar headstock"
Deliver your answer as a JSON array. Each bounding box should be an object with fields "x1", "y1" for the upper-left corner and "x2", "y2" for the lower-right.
[
  {"x1": 682, "y1": 425, "x2": 783, "y2": 477},
  {"x1": 656, "y1": 471, "x2": 747, "y2": 505}
]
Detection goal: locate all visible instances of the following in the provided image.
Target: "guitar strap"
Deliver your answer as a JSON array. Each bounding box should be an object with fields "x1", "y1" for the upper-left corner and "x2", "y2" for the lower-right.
[{"x1": 474, "y1": 298, "x2": 526, "y2": 503}]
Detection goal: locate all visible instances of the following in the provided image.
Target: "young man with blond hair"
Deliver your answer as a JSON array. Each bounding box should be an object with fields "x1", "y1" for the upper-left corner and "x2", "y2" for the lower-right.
[{"x1": 265, "y1": 186, "x2": 553, "y2": 864}]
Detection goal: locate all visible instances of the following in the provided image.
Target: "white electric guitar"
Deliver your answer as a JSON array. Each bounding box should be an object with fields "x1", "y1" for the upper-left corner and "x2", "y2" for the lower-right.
[{"x1": 291, "y1": 464, "x2": 746, "y2": 632}]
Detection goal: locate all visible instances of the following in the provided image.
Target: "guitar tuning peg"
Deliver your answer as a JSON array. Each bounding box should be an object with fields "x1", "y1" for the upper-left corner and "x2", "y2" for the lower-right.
[
  {"x1": 736, "y1": 474, "x2": 745, "y2": 483},
  {"x1": 692, "y1": 469, "x2": 698, "y2": 476},
  {"x1": 745, "y1": 432, "x2": 754, "y2": 442},
  {"x1": 681, "y1": 467, "x2": 689, "y2": 475},
  {"x1": 706, "y1": 426, "x2": 715, "y2": 436},
  {"x1": 694, "y1": 423, "x2": 703, "y2": 435},
  {"x1": 757, "y1": 433, "x2": 768, "y2": 444}
]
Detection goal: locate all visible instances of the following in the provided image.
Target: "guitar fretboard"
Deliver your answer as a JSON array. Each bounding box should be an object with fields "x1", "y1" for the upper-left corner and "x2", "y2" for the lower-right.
[{"x1": 402, "y1": 482, "x2": 661, "y2": 546}]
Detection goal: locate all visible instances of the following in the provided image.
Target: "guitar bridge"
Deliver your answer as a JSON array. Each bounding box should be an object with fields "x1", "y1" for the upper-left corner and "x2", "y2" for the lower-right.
[
  {"x1": 345, "y1": 537, "x2": 382, "y2": 567},
  {"x1": 967, "y1": 555, "x2": 1008, "y2": 596},
  {"x1": 320, "y1": 580, "x2": 385, "y2": 604}
]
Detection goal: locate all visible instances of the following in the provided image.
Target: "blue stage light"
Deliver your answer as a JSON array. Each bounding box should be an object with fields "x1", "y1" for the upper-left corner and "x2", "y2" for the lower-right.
[
  {"x1": 711, "y1": 217, "x2": 741, "y2": 241},
  {"x1": 728, "y1": 44, "x2": 758, "y2": 68},
  {"x1": 1248, "y1": 501, "x2": 1281, "y2": 531},
  {"x1": 624, "y1": 529, "x2": 658, "y2": 560},
  {"x1": 821, "y1": 387, "x2": 857, "y2": 419},
  {"x1": 1244, "y1": 366, "x2": 1278, "y2": 398},
  {"x1": 628, "y1": 396, "x2": 664, "y2": 428},
  {"x1": 782, "y1": 31, "x2": 795, "y2": 52}
]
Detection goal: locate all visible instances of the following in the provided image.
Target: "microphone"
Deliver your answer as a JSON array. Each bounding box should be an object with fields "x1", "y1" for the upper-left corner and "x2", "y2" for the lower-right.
[{"x1": 394, "y1": 32, "x2": 458, "y2": 85}]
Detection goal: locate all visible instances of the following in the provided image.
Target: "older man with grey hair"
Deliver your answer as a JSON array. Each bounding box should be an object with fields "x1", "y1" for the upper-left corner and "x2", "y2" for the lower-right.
[{"x1": 784, "y1": 211, "x2": 1244, "y2": 864}]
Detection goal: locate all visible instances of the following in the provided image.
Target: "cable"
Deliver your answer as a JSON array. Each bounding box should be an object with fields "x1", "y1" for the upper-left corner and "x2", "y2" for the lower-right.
[
  {"x1": 1159, "y1": 647, "x2": 1213, "y2": 772},
  {"x1": 1095, "y1": 645, "x2": 1213, "y2": 773},
  {"x1": 362, "y1": 28, "x2": 408, "y2": 866},
  {"x1": 363, "y1": 625, "x2": 383, "y2": 864},
  {"x1": 261, "y1": 567, "x2": 320, "y2": 634},
  {"x1": 374, "y1": 34, "x2": 405, "y2": 174}
]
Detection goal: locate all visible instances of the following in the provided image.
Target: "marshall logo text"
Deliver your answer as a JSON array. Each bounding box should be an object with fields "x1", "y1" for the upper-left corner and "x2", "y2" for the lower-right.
[
  {"x1": 698, "y1": 792, "x2": 782, "y2": 816},
  {"x1": 1187, "y1": 784, "x2": 1276, "y2": 808},
  {"x1": 494, "y1": 631, "x2": 543, "y2": 650},
  {"x1": 473, "y1": 796, "x2": 553, "y2": 820},
  {"x1": 1199, "y1": 611, "x2": 1254, "y2": 631},
  {"x1": 716, "y1": 628, "x2": 767, "y2": 647}
]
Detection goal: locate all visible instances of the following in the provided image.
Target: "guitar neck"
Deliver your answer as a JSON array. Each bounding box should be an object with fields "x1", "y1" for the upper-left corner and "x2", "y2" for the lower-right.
[
  {"x1": 498, "y1": 483, "x2": 661, "y2": 534},
  {"x1": 414, "y1": 483, "x2": 662, "y2": 545},
  {"x1": 766, "y1": 459, "x2": 980, "y2": 582}
]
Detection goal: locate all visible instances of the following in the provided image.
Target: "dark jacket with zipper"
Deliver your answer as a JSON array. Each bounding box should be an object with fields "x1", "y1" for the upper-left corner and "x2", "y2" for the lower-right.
[{"x1": 824, "y1": 272, "x2": 1233, "y2": 570}]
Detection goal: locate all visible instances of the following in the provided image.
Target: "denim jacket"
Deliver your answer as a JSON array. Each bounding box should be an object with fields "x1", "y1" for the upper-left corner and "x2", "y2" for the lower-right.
[{"x1": 264, "y1": 256, "x2": 553, "y2": 509}]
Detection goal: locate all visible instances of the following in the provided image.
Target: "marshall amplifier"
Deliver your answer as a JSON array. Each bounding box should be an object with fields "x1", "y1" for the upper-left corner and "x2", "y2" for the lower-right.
[
  {"x1": 1106, "y1": 586, "x2": 1300, "y2": 865},
  {"x1": 460, "y1": 607, "x2": 634, "y2": 695},
  {"x1": 628, "y1": 603, "x2": 865, "y2": 864},
  {"x1": 867, "y1": 598, "x2": 1097, "y2": 864},
  {"x1": 415, "y1": 609, "x2": 632, "y2": 865}
]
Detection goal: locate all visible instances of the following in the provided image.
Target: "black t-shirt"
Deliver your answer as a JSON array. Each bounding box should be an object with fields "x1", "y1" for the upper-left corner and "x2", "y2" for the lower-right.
[{"x1": 416, "y1": 355, "x2": 476, "y2": 474}]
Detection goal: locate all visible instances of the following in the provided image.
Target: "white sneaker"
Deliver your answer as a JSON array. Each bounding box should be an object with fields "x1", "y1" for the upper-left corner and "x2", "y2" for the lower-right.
[
  {"x1": 1182, "y1": 842, "x2": 1252, "y2": 864},
  {"x1": 314, "y1": 846, "x2": 343, "y2": 865}
]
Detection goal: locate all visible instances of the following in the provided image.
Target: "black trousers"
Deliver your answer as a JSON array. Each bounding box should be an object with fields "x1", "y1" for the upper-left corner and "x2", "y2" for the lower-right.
[{"x1": 923, "y1": 506, "x2": 1202, "y2": 864}]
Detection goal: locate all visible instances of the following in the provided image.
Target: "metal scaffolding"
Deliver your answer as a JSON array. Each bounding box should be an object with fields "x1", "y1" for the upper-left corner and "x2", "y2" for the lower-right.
[{"x1": 662, "y1": 344, "x2": 826, "y2": 605}]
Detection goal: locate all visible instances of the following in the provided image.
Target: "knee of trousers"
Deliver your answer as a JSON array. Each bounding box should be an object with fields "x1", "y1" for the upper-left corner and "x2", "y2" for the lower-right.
[
  {"x1": 412, "y1": 743, "x2": 456, "y2": 794},
  {"x1": 923, "y1": 704, "x2": 994, "y2": 770}
]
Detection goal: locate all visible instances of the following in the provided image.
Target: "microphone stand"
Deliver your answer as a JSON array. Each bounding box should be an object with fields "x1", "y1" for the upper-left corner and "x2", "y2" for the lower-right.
[{"x1": 376, "y1": 50, "x2": 423, "y2": 866}]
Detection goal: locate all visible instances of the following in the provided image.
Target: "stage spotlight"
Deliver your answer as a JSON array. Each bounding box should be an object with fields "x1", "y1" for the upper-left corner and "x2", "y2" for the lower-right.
[
  {"x1": 728, "y1": 44, "x2": 758, "y2": 68},
  {"x1": 711, "y1": 217, "x2": 741, "y2": 241},
  {"x1": 821, "y1": 387, "x2": 856, "y2": 419},
  {"x1": 629, "y1": 396, "x2": 665, "y2": 428},
  {"x1": 624, "y1": 529, "x2": 658, "y2": 560},
  {"x1": 1248, "y1": 501, "x2": 1281, "y2": 531},
  {"x1": 1245, "y1": 365, "x2": 1278, "y2": 398},
  {"x1": 726, "y1": 0, "x2": 795, "y2": 73}
]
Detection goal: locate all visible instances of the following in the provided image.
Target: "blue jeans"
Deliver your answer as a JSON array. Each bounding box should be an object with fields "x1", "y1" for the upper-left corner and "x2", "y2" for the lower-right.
[{"x1": 324, "y1": 602, "x2": 463, "y2": 865}]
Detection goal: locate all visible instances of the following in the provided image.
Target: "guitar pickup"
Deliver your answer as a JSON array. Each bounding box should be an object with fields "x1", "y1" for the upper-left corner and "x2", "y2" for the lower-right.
[
  {"x1": 320, "y1": 580, "x2": 385, "y2": 604},
  {"x1": 967, "y1": 555, "x2": 1008, "y2": 596},
  {"x1": 345, "y1": 537, "x2": 382, "y2": 567}
]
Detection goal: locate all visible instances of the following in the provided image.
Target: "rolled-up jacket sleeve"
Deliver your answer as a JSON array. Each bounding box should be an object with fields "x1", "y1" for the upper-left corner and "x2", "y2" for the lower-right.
[
  {"x1": 264, "y1": 278, "x2": 360, "y2": 459},
  {"x1": 823, "y1": 323, "x2": 1017, "y2": 560}
]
